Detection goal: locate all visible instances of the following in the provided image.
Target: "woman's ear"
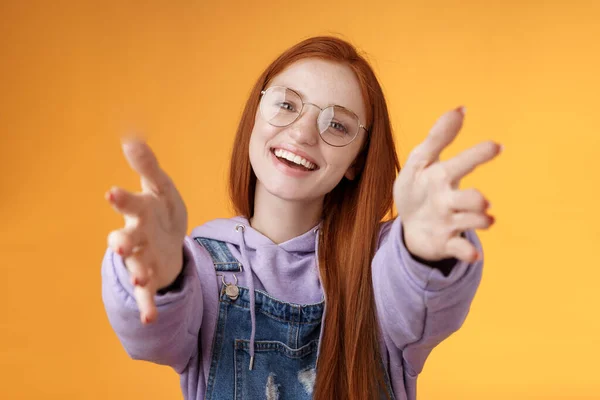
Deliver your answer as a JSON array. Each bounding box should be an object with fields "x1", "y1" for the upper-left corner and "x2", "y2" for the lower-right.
[
  {"x1": 344, "y1": 151, "x2": 366, "y2": 181},
  {"x1": 345, "y1": 135, "x2": 369, "y2": 181},
  {"x1": 344, "y1": 166, "x2": 357, "y2": 181}
]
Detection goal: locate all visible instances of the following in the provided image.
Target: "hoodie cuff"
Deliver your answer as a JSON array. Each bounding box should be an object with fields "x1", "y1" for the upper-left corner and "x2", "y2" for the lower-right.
[{"x1": 394, "y1": 218, "x2": 482, "y2": 292}]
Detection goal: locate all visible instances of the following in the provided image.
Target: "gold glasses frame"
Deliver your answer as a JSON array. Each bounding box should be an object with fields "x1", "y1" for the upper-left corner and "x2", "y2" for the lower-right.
[{"x1": 259, "y1": 86, "x2": 369, "y2": 148}]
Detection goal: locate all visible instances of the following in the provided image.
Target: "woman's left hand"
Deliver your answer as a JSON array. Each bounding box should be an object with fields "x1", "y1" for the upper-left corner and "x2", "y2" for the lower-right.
[{"x1": 393, "y1": 107, "x2": 502, "y2": 263}]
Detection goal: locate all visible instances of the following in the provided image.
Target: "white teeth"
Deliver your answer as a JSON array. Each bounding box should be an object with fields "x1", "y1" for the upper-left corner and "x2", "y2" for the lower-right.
[{"x1": 274, "y1": 149, "x2": 316, "y2": 170}]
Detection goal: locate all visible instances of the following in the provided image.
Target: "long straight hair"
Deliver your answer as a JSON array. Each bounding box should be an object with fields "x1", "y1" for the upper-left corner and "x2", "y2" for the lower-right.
[{"x1": 229, "y1": 36, "x2": 400, "y2": 399}]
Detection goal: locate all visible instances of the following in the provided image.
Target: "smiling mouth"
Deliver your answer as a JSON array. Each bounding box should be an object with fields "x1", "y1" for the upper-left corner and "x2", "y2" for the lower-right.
[{"x1": 271, "y1": 148, "x2": 319, "y2": 171}]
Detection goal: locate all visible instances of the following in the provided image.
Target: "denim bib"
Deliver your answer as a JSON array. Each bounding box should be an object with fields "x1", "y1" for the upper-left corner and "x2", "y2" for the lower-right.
[{"x1": 197, "y1": 237, "x2": 324, "y2": 399}]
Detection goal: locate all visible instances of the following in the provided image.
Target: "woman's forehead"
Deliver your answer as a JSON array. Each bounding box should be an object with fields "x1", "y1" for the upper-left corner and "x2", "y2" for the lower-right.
[{"x1": 269, "y1": 59, "x2": 366, "y2": 119}]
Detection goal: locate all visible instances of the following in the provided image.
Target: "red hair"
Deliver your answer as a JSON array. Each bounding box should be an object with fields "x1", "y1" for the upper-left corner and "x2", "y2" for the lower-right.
[{"x1": 229, "y1": 36, "x2": 400, "y2": 399}]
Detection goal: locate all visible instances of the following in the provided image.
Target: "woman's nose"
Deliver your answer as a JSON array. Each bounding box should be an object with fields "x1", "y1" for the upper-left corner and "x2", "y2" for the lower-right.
[{"x1": 287, "y1": 105, "x2": 320, "y2": 146}]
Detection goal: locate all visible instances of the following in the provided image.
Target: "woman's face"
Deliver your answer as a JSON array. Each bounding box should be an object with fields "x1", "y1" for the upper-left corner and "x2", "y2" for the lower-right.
[{"x1": 248, "y1": 58, "x2": 368, "y2": 203}]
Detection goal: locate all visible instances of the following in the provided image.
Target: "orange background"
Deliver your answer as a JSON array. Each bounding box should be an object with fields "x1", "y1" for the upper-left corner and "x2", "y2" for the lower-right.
[{"x1": 1, "y1": 1, "x2": 599, "y2": 399}]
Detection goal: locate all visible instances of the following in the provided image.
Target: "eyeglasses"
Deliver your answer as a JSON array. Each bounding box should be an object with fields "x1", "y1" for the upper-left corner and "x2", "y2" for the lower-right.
[{"x1": 259, "y1": 86, "x2": 368, "y2": 147}]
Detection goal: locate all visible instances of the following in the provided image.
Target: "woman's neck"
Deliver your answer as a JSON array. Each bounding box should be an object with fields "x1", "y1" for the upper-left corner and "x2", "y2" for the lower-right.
[{"x1": 250, "y1": 183, "x2": 323, "y2": 244}]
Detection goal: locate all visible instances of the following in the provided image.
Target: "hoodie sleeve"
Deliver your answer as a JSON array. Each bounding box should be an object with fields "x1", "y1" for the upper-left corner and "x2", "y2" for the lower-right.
[
  {"x1": 372, "y1": 217, "x2": 483, "y2": 376},
  {"x1": 101, "y1": 236, "x2": 203, "y2": 374}
]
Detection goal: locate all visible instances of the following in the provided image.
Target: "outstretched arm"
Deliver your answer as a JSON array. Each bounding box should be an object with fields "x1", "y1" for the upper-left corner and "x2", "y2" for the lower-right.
[
  {"x1": 374, "y1": 107, "x2": 501, "y2": 375},
  {"x1": 101, "y1": 139, "x2": 202, "y2": 372}
]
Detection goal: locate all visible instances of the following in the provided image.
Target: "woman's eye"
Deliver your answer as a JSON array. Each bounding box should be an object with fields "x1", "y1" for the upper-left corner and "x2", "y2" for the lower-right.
[
  {"x1": 277, "y1": 102, "x2": 295, "y2": 112},
  {"x1": 330, "y1": 121, "x2": 348, "y2": 134}
]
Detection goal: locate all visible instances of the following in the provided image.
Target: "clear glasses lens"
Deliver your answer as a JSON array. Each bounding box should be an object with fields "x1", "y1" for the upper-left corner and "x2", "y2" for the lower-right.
[
  {"x1": 260, "y1": 87, "x2": 360, "y2": 147},
  {"x1": 317, "y1": 105, "x2": 359, "y2": 147},
  {"x1": 260, "y1": 87, "x2": 302, "y2": 127}
]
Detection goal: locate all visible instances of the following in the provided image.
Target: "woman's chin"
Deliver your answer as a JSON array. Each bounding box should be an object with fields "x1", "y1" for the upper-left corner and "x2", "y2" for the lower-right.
[{"x1": 256, "y1": 181, "x2": 320, "y2": 204}]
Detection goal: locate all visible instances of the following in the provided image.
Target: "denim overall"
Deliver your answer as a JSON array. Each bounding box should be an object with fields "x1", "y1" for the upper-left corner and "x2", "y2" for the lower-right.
[
  {"x1": 196, "y1": 235, "x2": 395, "y2": 400},
  {"x1": 196, "y1": 237, "x2": 324, "y2": 399}
]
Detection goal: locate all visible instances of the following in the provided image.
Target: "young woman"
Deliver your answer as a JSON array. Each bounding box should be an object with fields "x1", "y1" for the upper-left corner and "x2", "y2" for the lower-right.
[{"x1": 102, "y1": 36, "x2": 500, "y2": 400}]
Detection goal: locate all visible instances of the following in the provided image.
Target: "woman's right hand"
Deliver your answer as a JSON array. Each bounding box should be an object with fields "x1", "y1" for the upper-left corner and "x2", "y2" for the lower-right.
[{"x1": 105, "y1": 138, "x2": 188, "y2": 324}]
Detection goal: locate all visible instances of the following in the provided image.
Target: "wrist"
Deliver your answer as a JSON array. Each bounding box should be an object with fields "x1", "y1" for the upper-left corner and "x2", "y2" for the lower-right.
[
  {"x1": 157, "y1": 248, "x2": 187, "y2": 294},
  {"x1": 401, "y1": 224, "x2": 459, "y2": 277}
]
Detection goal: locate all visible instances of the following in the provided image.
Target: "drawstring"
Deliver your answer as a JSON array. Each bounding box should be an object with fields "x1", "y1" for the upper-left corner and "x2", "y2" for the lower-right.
[
  {"x1": 235, "y1": 222, "x2": 322, "y2": 371},
  {"x1": 236, "y1": 224, "x2": 256, "y2": 370}
]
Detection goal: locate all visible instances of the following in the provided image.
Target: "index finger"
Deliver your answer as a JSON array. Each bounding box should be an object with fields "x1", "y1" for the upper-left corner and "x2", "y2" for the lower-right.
[
  {"x1": 407, "y1": 107, "x2": 465, "y2": 168},
  {"x1": 442, "y1": 140, "x2": 502, "y2": 183},
  {"x1": 121, "y1": 138, "x2": 172, "y2": 194}
]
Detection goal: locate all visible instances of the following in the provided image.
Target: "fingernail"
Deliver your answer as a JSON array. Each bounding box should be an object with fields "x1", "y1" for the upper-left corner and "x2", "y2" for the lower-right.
[
  {"x1": 142, "y1": 315, "x2": 150, "y2": 324},
  {"x1": 498, "y1": 143, "x2": 504, "y2": 153},
  {"x1": 105, "y1": 191, "x2": 114, "y2": 202},
  {"x1": 116, "y1": 247, "x2": 124, "y2": 256},
  {"x1": 489, "y1": 215, "x2": 496, "y2": 225},
  {"x1": 456, "y1": 106, "x2": 466, "y2": 116},
  {"x1": 132, "y1": 276, "x2": 147, "y2": 287}
]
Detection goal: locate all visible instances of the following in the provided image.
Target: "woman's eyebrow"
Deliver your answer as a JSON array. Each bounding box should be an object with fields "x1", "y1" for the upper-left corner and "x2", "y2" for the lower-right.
[{"x1": 287, "y1": 86, "x2": 343, "y2": 109}]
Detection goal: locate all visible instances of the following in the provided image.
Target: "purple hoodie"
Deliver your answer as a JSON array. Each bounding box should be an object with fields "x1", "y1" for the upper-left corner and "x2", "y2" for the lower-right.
[{"x1": 101, "y1": 216, "x2": 482, "y2": 399}]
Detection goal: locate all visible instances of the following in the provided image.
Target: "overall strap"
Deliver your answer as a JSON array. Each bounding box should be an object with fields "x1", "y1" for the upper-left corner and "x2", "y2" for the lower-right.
[{"x1": 194, "y1": 237, "x2": 243, "y2": 272}]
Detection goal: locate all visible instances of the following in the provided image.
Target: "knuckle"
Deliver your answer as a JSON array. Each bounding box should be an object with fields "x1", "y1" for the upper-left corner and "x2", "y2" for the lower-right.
[
  {"x1": 473, "y1": 192, "x2": 486, "y2": 209},
  {"x1": 409, "y1": 144, "x2": 425, "y2": 158},
  {"x1": 433, "y1": 194, "x2": 446, "y2": 210},
  {"x1": 469, "y1": 188, "x2": 483, "y2": 197},
  {"x1": 435, "y1": 223, "x2": 452, "y2": 239},
  {"x1": 108, "y1": 230, "x2": 128, "y2": 249},
  {"x1": 107, "y1": 230, "x2": 118, "y2": 246},
  {"x1": 437, "y1": 193, "x2": 453, "y2": 211},
  {"x1": 431, "y1": 165, "x2": 450, "y2": 183},
  {"x1": 126, "y1": 257, "x2": 148, "y2": 275},
  {"x1": 465, "y1": 189, "x2": 486, "y2": 210},
  {"x1": 122, "y1": 232, "x2": 138, "y2": 249},
  {"x1": 407, "y1": 149, "x2": 426, "y2": 168},
  {"x1": 449, "y1": 219, "x2": 463, "y2": 235},
  {"x1": 124, "y1": 214, "x2": 138, "y2": 228},
  {"x1": 140, "y1": 153, "x2": 159, "y2": 173}
]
